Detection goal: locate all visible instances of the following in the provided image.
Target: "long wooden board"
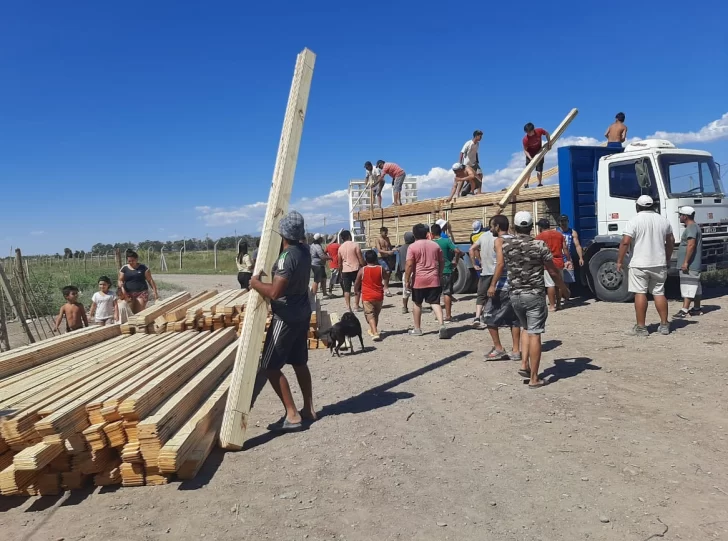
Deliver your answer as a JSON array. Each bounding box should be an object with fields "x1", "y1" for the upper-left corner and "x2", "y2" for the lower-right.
[{"x1": 221, "y1": 47, "x2": 316, "y2": 450}]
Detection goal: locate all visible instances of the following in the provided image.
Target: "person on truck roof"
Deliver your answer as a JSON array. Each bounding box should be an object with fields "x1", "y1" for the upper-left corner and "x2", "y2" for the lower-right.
[
  {"x1": 522, "y1": 123, "x2": 551, "y2": 188},
  {"x1": 605, "y1": 112, "x2": 628, "y2": 148},
  {"x1": 376, "y1": 160, "x2": 407, "y2": 206},
  {"x1": 364, "y1": 161, "x2": 384, "y2": 208},
  {"x1": 460, "y1": 130, "x2": 484, "y2": 184},
  {"x1": 447, "y1": 163, "x2": 479, "y2": 203},
  {"x1": 616, "y1": 195, "x2": 675, "y2": 337}
]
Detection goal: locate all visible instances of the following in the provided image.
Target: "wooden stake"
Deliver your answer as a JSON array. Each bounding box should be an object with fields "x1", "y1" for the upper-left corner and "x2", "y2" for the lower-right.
[
  {"x1": 497, "y1": 108, "x2": 579, "y2": 210},
  {"x1": 0, "y1": 260, "x2": 34, "y2": 344},
  {"x1": 220, "y1": 47, "x2": 316, "y2": 450},
  {"x1": 0, "y1": 289, "x2": 10, "y2": 351}
]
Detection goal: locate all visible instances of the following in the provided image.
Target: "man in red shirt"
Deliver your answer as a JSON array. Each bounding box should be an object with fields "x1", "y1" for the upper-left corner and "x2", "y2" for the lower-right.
[
  {"x1": 325, "y1": 235, "x2": 341, "y2": 296},
  {"x1": 522, "y1": 123, "x2": 551, "y2": 188},
  {"x1": 535, "y1": 218, "x2": 571, "y2": 311}
]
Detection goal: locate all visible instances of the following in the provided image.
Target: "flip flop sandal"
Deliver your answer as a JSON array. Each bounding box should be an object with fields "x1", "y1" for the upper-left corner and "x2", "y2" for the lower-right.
[
  {"x1": 269, "y1": 418, "x2": 304, "y2": 433},
  {"x1": 485, "y1": 348, "x2": 508, "y2": 360},
  {"x1": 517, "y1": 369, "x2": 531, "y2": 378},
  {"x1": 528, "y1": 380, "x2": 548, "y2": 389}
]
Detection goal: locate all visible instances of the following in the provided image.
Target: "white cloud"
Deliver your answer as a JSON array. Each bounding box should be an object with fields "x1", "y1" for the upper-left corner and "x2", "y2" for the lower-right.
[
  {"x1": 29, "y1": 230, "x2": 46, "y2": 236},
  {"x1": 168, "y1": 233, "x2": 180, "y2": 239},
  {"x1": 194, "y1": 112, "x2": 727, "y2": 231}
]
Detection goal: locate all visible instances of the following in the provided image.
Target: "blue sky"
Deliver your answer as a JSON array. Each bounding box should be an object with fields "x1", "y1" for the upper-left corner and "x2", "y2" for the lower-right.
[{"x1": 2, "y1": 1, "x2": 727, "y2": 255}]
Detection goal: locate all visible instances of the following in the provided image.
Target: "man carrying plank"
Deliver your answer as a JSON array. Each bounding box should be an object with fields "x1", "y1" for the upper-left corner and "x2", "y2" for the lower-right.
[
  {"x1": 250, "y1": 211, "x2": 315, "y2": 432},
  {"x1": 522, "y1": 123, "x2": 551, "y2": 188}
]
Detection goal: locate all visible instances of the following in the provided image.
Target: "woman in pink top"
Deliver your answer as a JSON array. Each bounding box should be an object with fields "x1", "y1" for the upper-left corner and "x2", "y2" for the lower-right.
[
  {"x1": 376, "y1": 160, "x2": 406, "y2": 206},
  {"x1": 404, "y1": 224, "x2": 449, "y2": 339}
]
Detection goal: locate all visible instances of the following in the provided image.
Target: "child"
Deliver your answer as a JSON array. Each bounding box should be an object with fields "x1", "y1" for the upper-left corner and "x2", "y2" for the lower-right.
[
  {"x1": 115, "y1": 288, "x2": 131, "y2": 324},
  {"x1": 355, "y1": 250, "x2": 387, "y2": 341},
  {"x1": 89, "y1": 276, "x2": 116, "y2": 326},
  {"x1": 54, "y1": 286, "x2": 88, "y2": 333}
]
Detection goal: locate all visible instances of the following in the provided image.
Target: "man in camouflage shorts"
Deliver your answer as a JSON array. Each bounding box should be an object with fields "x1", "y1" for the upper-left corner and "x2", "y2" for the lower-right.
[{"x1": 501, "y1": 211, "x2": 570, "y2": 389}]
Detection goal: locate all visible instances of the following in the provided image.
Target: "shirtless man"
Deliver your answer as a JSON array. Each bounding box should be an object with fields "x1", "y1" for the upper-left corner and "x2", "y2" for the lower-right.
[
  {"x1": 54, "y1": 286, "x2": 89, "y2": 333},
  {"x1": 447, "y1": 163, "x2": 478, "y2": 203},
  {"x1": 364, "y1": 161, "x2": 384, "y2": 208},
  {"x1": 375, "y1": 227, "x2": 395, "y2": 297},
  {"x1": 605, "y1": 112, "x2": 628, "y2": 148}
]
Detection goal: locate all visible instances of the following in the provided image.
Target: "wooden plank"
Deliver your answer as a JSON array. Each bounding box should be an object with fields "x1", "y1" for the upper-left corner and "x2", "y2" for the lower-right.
[
  {"x1": 127, "y1": 292, "x2": 191, "y2": 326},
  {"x1": 164, "y1": 290, "x2": 218, "y2": 322},
  {"x1": 0, "y1": 260, "x2": 34, "y2": 345},
  {"x1": 221, "y1": 47, "x2": 316, "y2": 450},
  {"x1": 498, "y1": 108, "x2": 578, "y2": 208}
]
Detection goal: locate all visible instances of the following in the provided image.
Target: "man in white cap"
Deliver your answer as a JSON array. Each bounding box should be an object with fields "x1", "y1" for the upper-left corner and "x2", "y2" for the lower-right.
[
  {"x1": 674, "y1": 205, "x2": 703, "y2": 318},
  {"x1": 499, "y1": 210, "x2": 570, "y2": 388},
  {"x1": 446, "y1": 163, "x2": 479, "y2": 203},
  {"x1": 309, "y1": 233, "x2": 330, "y2": 298},
  {"x1": 250, "y1": 210, "x2": 315, "y2": 432},
  {"x1": 617, "y1": 195, "x2": 675, "y2": 336},
  {"x1": 470, "y1": 220, "x2": 485, "y2": 244},
  {"x1": 435, "y1": 214, "x2": 455, "y2": 242}
]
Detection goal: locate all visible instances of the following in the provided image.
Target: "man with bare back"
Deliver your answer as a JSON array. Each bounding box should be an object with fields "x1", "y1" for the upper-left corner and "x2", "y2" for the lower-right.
[
  {"x1": 375, "y1": 227, "x2": 395, "y2": 297},
  {"x1": 605, "y1": 112, "x2": 628, "y2": 148}
]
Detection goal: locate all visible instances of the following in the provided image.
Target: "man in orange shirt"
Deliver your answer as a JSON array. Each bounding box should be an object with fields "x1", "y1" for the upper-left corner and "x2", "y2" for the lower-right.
[
  {"x1": 536, "y1": 218, "x2": 571, "y2": 311},
  {"x1": 325, "y1": 234, "x2": 341, "y2": 296}
]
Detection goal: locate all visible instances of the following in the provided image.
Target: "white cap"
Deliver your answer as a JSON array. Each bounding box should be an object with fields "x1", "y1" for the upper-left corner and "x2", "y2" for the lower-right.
[
  {"x1": 636, "y1": 195, "x2": 654, "y2": 207},
  {"x1": 436, "y1": 219, "x2": 448, "y2": 228},
  {"x1": 313, "y1": 233, "x2": 322, "y2": 240},
  {"x1": 514, "y1": 211, "x2": 533, "y2": 227},
  {"x1": 472, "y1": 220, "x2": 483, "y2": 232},
  {"x1": 452, "y1": 163, "x2": 465, "y2": 171},
  {"x1": 678, "y1": 205, "x2": 695, "y2": 216}
]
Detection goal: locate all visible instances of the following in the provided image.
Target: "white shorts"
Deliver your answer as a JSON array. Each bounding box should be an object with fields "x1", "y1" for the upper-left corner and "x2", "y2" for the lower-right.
[
  {"x1": 628, "y1": 266, "x2": 667, "y2": 295},
  {"x1": 679, "y1": 270, "x2": 702, "y2": 299},
  {"x1": 543, "y1": 268, "x2": 563, "y2": 288}
]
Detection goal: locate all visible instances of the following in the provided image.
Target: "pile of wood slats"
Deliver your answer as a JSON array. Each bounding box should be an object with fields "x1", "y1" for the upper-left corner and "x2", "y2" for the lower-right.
[
  {"x1": 0, "y1": 325, "x2": 237, "y2": 495},
  {"x1": 121, "y1": 292, "x2": 192, "y2": 335}
]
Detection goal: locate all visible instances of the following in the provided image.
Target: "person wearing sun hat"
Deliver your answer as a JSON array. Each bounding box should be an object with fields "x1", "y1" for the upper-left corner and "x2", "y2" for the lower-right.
[
  {"x1": 674, "y1": 205, "x2": 703, "y2": 318},
  {"x1": 617, "y1": 195, "x2": 675, "y2": 337},
  {"x1": 250, "y1": 210, "x2": 316, "y2": 433}
]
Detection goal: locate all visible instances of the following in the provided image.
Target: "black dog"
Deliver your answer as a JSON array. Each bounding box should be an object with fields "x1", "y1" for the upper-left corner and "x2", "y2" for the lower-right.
[{"x1": 316, "y1": 311, "x2": 365, "y2": 356}]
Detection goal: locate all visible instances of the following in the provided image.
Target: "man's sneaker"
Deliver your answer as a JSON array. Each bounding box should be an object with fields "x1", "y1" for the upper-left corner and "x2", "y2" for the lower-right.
[
  {"x1": 628, "y1": 325, "x2": 649, "y2": 337},
  {"x1": 658, "y1": 323, "x2": 671, "y2": 335},
  {"x1": 401, "y1": 307, "x2": 409, "y2": 314},
  {"x1": 673, "y1": 309, "x2": 690, "y2": 319},
  {"x1": 438, "y1": 326, "x2": 450, "y2": 339},
  {"x1": 689, "y1": 308, "x2": 704, "y2": 316}
]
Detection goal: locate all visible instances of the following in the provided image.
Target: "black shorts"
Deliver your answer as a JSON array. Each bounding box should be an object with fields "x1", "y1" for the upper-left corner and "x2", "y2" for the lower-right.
[
  {"x1": 484, "y1": 289, "x2": 520, "y2": 328},
  {"x1": 441, "y1": 274, "x2": 454, "y2": 296},
  {"x1": 342, "y1": 270, "x2": 358, "y2": 293},
  {"x1": 259, "y1": 317, "x2": 309, "y2": 371},
  {"x1": 237, "y1": 271, "x2": 252, "y2": 290},
  {"x1": 476, "y1": 274, "x2": 494, "y2": 306},
  {"x1": 526, "y1": 156, "x2": 544, "y2": 173},
  {"x1": 311, "y1": 265, "x2": 326, "y2": 283},
  {"x1": 412, "y1": 286, "x2": 442, "y2": 306}
]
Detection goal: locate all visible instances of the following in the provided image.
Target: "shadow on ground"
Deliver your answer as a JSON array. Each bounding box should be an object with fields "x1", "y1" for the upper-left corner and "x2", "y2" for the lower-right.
[{"x1": 540, "y1": 357, "x2": 600, "y2": 384}]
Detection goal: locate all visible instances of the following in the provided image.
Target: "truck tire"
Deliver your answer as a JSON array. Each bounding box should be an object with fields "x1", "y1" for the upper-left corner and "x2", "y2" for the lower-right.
[
  {"x1": 588, "y1": 249, "x2": 634, "y2": 303},
  {"x1": 452, "y1": 258, "x2": 472, "y2": 294}
]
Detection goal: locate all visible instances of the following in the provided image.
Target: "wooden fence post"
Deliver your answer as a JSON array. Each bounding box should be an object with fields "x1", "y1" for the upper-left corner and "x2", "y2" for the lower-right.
[{"x1": 0, "y1": 260, "x2": 35, "y2": 344}]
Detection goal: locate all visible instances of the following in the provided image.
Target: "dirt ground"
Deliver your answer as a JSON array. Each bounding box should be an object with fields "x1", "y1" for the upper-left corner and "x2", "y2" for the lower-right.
[{"x1": 2, "y1": 272, "x2": 728, "y2": 540}]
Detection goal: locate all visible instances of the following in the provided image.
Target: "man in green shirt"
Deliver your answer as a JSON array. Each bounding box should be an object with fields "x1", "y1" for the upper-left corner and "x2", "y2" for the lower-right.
[
  {"x1": 674, "y1": 206, "x2": 703, "y2": 318},
  {"x1": 431, "y1": 223, "x2": 463, "y2": 323}
]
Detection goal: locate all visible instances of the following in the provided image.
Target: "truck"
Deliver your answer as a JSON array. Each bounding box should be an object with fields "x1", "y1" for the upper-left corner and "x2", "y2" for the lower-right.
[{"x1": 353, "y1": 139, "x2": 728, "y2": 302}]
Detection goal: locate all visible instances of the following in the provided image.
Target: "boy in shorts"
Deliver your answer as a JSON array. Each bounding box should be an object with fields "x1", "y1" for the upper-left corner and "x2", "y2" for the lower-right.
[
  {"x1": 54, "y1": 286, "x2": 89, "y2": 333},
  {"x1": 355, "y1": 250, "x2": 387, "y2": 340}
]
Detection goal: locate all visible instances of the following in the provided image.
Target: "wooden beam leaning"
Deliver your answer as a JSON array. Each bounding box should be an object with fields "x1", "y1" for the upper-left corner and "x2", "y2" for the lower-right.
[
  {"x1": 497, "y1": 108, "x2": 579, "y2": 210},
  {"x1": 0, "y1": 260, "x2": 34, "y2": 345},
  {"x1": 220, "y1": 47, "x2": 316, "y2": 450}
]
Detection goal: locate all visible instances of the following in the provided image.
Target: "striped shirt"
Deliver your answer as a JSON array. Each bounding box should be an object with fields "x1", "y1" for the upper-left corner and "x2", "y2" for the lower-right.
[{"x1": 380, "y1": 162, "x2": 405, "y2": 180}]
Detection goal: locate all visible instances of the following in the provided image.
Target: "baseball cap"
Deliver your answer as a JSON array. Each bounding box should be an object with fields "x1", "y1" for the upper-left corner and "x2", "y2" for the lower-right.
[
  {"x1": 404, "y1": 231, "x2": 415, "y2": 243},
  {"x1": 559, "y1": 214, "x2": 569, "y2": 222},
  {"x1": 537, "y1": 218, "x2": 551, "y2": 229},
  {"x1": 278, "y1": 210, "x2": 305, "y2": 241},
  {"x1": 472, "y1": 220, "x2": 483, "y2": 232},
  {"x1": 636, "y1": 195, "x2": 654, "y2": 207},
  {"x1": 452, "y1": 163, "x2": 465, "y2": 171},
  {"x1": 514, "y1": 211, "x2": 533, "y2": 227},
  {"x1": 435, "y1": 218, "x2": 448, "y2": 228},
  {"x1": 678, "y1": 205, "x2": 695, "y2": 216},
  {"x1": 313, "y1": 233, "x2": 322, "y2": 241}
]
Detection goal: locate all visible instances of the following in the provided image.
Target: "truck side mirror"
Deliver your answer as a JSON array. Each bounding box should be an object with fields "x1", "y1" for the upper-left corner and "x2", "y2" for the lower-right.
[{"x1": 635, "y1": 159, "x2": 651, "y2": 190}]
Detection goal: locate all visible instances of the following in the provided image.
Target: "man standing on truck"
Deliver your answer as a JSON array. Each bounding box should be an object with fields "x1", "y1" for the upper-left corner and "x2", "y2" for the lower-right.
[
  {"x1": 605, "y1": 112, "x2": 628, "y2": 148},
  {"x1": 536, "y1": 218, "x2": 572, "y2": 311},
  {"x1": 674, "y1": 206, "x2": 704, "y2": 318},
  {"x1": 376, "y1": 160, "x2": 407, "y2": 206},
  {"x1": 460, "y1": 130, "x2": 484, "y2": 184},
  {"x1": 431, "y1": 222, "x2": 463, "y2": 323},
  {"x1": 364, "y1": 161, "x2": 385, "y2": 208},
  {"x1": 375, "y1": 227, "x2": 395, "y2": 298},
  {"x1": 523, "y1": 123, "x2": 551, "y2": 188},
  {"x1": 501, "y1": 211, "x2": 569, "y2": 388},
  {"x1": 616, "y1": 195, "x2": 675, "y2": 336}
]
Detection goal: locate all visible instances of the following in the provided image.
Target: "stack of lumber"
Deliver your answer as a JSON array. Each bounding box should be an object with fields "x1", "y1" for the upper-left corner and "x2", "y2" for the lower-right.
[
  {"x1": 182, "y1": 290, "x2": 247, "y2": 332},
  {"x1": 0, "y1": 327, "x2": 238, "y2": 495},
  {"x1": 121, "y1": 292, "x2": 191, "y2": 335},
  {"x1": 160, "y1": 290, "x2": 219, "y2": 332}
]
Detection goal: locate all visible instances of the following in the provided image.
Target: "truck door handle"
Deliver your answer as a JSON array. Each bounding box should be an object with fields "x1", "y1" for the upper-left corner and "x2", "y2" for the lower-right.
[{"x1": 608, "y1": 224, "x2": 618, "y2": 232}]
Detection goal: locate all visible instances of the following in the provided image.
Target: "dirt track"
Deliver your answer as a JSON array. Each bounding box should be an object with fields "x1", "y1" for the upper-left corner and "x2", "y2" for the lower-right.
[{"x1": 2, "y1": 273, "x2": 728, "y2": 540}]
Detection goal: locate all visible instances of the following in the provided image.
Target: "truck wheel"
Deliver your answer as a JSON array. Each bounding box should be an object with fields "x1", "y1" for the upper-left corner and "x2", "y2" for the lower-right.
[
  {"x1": 588, "y1": 249, "x2": 634, "y2": 303},
  {"x1": 452, "y1": 259, "x2": 471, "y2": 294}
]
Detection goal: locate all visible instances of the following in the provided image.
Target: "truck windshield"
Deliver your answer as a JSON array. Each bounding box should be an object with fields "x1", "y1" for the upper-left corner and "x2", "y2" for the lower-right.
[{"x1": 659, "y1": 154, "x2": 724, "y2": 197}]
